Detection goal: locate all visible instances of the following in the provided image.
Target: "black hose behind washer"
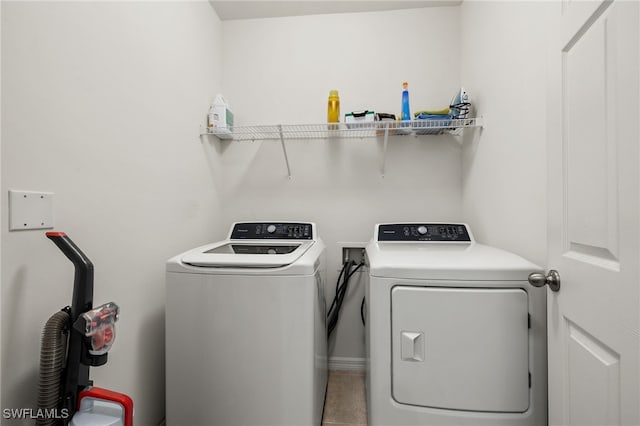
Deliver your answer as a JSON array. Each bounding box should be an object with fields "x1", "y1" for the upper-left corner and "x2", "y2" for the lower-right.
[
  {"x1": 327, "y1": 260, "x2": 364, "y2": 336},
  {"x1": 36, "y1": 310, "x2": 70, "y2": 426}
]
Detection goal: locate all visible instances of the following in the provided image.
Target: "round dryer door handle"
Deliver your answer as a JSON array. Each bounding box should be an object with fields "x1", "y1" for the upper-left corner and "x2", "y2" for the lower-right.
[{"x1": 528, "y1": 270, "x2": 561, "y2": 292}]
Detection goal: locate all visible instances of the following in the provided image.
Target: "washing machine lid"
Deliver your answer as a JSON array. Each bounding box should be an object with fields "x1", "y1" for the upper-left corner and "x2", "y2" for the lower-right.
[
  {"x1": 367, "y1": 223, "x2": 541, "y2": 280},
  {"x1": 180, "y1": 222, "x2": 319, "y2": 269},
  {"x1": 181, "y1": 239, "x2": 315, "y2": 268}
]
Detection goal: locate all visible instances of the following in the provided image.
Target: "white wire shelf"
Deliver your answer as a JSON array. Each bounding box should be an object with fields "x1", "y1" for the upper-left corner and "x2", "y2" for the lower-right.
[
  {"x1": 200, "y1": 117, "x2": 483, "y2": 178},
  {"x1": 201, "y1": 117, "x2": 483, "y2": 141}
]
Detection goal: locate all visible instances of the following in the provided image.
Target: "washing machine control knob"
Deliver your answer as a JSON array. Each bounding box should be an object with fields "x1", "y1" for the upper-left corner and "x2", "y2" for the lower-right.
[
  {"x1": 417, "y1": 226, "x2": 428, "y2": 235},
  {"x1": 267, "y1": 224, "x2": 277, "y2": 234}
]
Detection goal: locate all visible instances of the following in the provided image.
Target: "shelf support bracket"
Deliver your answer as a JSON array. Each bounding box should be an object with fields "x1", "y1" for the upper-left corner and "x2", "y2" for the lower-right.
[
  {"x1": 278, "y1": 125, "x2": 292, "y2": 179},
  {"x1": 381, "y1": 123, "x2": 389, "y2": 177}
]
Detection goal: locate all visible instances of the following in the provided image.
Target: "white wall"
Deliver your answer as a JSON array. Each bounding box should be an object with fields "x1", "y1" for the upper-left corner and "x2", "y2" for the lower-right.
[
  {"x1": 217, "y1": 6, "x2": 463, "y2": 361},
  {"x1": 460, "y1": 1, "x2": 551, "y2": 266},
  {"x1": 1, "y1": 2, "x2": 223, "y2": 424}
]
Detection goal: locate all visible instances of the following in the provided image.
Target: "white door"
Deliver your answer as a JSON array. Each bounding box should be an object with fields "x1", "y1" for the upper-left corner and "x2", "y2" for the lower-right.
[{"x1": 546, "y1": 1, "x2": 639, "y2": 425}]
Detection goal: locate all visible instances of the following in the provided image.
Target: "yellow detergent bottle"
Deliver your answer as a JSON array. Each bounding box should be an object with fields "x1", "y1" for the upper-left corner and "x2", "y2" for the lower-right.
[{"x1": 327, "y1": 90, "x2": 340, "y2": 123}]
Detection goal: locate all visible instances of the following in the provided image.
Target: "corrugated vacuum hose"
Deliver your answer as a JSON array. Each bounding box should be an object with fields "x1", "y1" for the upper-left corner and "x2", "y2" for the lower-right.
[{"x1": 36, "y1": 310, "x2": 70, "y2": 426}]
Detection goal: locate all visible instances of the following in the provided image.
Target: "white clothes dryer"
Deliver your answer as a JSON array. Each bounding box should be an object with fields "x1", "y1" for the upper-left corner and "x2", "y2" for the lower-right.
[
  {"x1": 365, "y1": 223, "x2": 547, "y2": 426},
  {"x1": 165, "y1": 222, "x2": 327, "y2": 426}
]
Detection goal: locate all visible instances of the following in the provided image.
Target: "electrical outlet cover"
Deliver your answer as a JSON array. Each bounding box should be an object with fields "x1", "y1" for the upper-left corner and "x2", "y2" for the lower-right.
[{"x1": 9, "y1": 190, "x2": 54, "y2": 231}]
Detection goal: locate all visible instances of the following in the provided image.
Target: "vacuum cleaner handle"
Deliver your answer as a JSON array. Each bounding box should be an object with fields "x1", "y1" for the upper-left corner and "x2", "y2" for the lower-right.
[
  {"x1": 46, "y1": 231, "x2": 97, "y2": 424},
  {"x1": 46, "y1": 232, "x2": 94, "y2": 318}
]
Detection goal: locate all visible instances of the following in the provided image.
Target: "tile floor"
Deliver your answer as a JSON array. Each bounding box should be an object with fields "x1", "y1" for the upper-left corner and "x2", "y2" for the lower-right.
[{"x1": 322, "y1": 370, "x2": 367, "y2": 426}]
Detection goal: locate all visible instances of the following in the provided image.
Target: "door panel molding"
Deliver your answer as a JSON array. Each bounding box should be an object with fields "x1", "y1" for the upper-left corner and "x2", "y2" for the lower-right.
[
  {"x1": 564, "y1": 319, "x2": 621, "y2": 426},
  {"x1": 564, "y1": 243, "x2": 620, "y2": 272}
]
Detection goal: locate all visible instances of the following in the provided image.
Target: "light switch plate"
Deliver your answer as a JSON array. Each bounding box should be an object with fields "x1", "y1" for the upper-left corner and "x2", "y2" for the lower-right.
[{"x1": 9, "y1": 190, "x2": 54, "y2": 231}]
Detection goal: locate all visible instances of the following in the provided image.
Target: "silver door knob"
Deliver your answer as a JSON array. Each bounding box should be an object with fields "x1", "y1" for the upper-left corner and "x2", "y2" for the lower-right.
[{"x1": 528, "y1": 270, "x2": 561, "y2": 292}]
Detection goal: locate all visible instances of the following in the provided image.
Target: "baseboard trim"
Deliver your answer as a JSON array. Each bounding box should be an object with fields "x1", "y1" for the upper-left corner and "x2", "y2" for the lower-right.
[{"x1": 328, "y1": 356, "x2": 366, "y2": 371}]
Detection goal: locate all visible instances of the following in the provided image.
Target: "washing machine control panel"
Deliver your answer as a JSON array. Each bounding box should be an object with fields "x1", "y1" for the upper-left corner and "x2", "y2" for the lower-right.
[
  {"x1": 230, "y1": 222, "x2": 313, "y2": 240},
  {"x1": 378, "y1": 223, "x2": 471, "y2": 242}
]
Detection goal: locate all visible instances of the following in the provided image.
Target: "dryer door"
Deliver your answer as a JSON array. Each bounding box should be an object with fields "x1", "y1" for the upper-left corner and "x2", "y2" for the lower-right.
[{"x1": 391, "y1": 286, "x2": 529, "y2": 413}]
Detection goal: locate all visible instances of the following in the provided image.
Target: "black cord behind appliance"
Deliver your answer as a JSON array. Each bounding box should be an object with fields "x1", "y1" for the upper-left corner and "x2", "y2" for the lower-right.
[{"x1": 327, "y1": 260, "x2": 364, "y2": 336}]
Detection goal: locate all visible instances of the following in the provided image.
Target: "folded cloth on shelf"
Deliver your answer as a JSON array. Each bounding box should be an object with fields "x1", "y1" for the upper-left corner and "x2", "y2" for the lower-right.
[
  {"x1": 413, "y1": 113, "x2": 453, "y2": 134},
  {"x1": 414, "y1": 112, "x2": 453, "y2": 120},
  {"x1": 414, "y1": 108, "x2": 451, "y2": 116}
]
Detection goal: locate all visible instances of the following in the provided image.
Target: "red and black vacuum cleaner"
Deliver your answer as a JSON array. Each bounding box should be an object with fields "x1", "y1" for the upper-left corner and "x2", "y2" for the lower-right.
[{"x1": 36, "y1": 232, "x2": 133, "y2": 426}]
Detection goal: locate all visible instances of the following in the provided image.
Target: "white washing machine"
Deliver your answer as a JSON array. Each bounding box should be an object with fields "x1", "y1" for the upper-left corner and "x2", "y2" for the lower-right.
[
  {"x1": 165, "y1": 222, "x2": 327, "y2": 426},
  {"x1": 365, "y1": 223, "x2": 547, "y2": 426}
]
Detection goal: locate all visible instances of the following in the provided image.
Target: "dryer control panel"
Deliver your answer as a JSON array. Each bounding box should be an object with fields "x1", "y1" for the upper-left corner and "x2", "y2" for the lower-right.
[
  {"x1": 230, "y1": 222, "x2": 313, "y2": 240},
  {"x1": 377, "y1": 223, "x2": 472, "y2": 242}
]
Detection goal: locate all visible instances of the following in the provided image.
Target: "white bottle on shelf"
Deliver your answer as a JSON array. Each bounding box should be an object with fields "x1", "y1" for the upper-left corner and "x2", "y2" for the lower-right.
[
  {"x1": 207, "y1": 104, "x2": 216, "y2": 131},
  {"x1": 207, "y1": 94, "x2": 234, "y2": 139}
]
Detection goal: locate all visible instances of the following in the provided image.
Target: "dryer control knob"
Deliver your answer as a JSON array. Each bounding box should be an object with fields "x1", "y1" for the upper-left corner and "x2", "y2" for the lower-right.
[
  {"x1": 417, "y1": 226, "x2": 428, "y2": 235},
  {"x1": 267, "y1": 224, "x2": 277, "y2": 234}
]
